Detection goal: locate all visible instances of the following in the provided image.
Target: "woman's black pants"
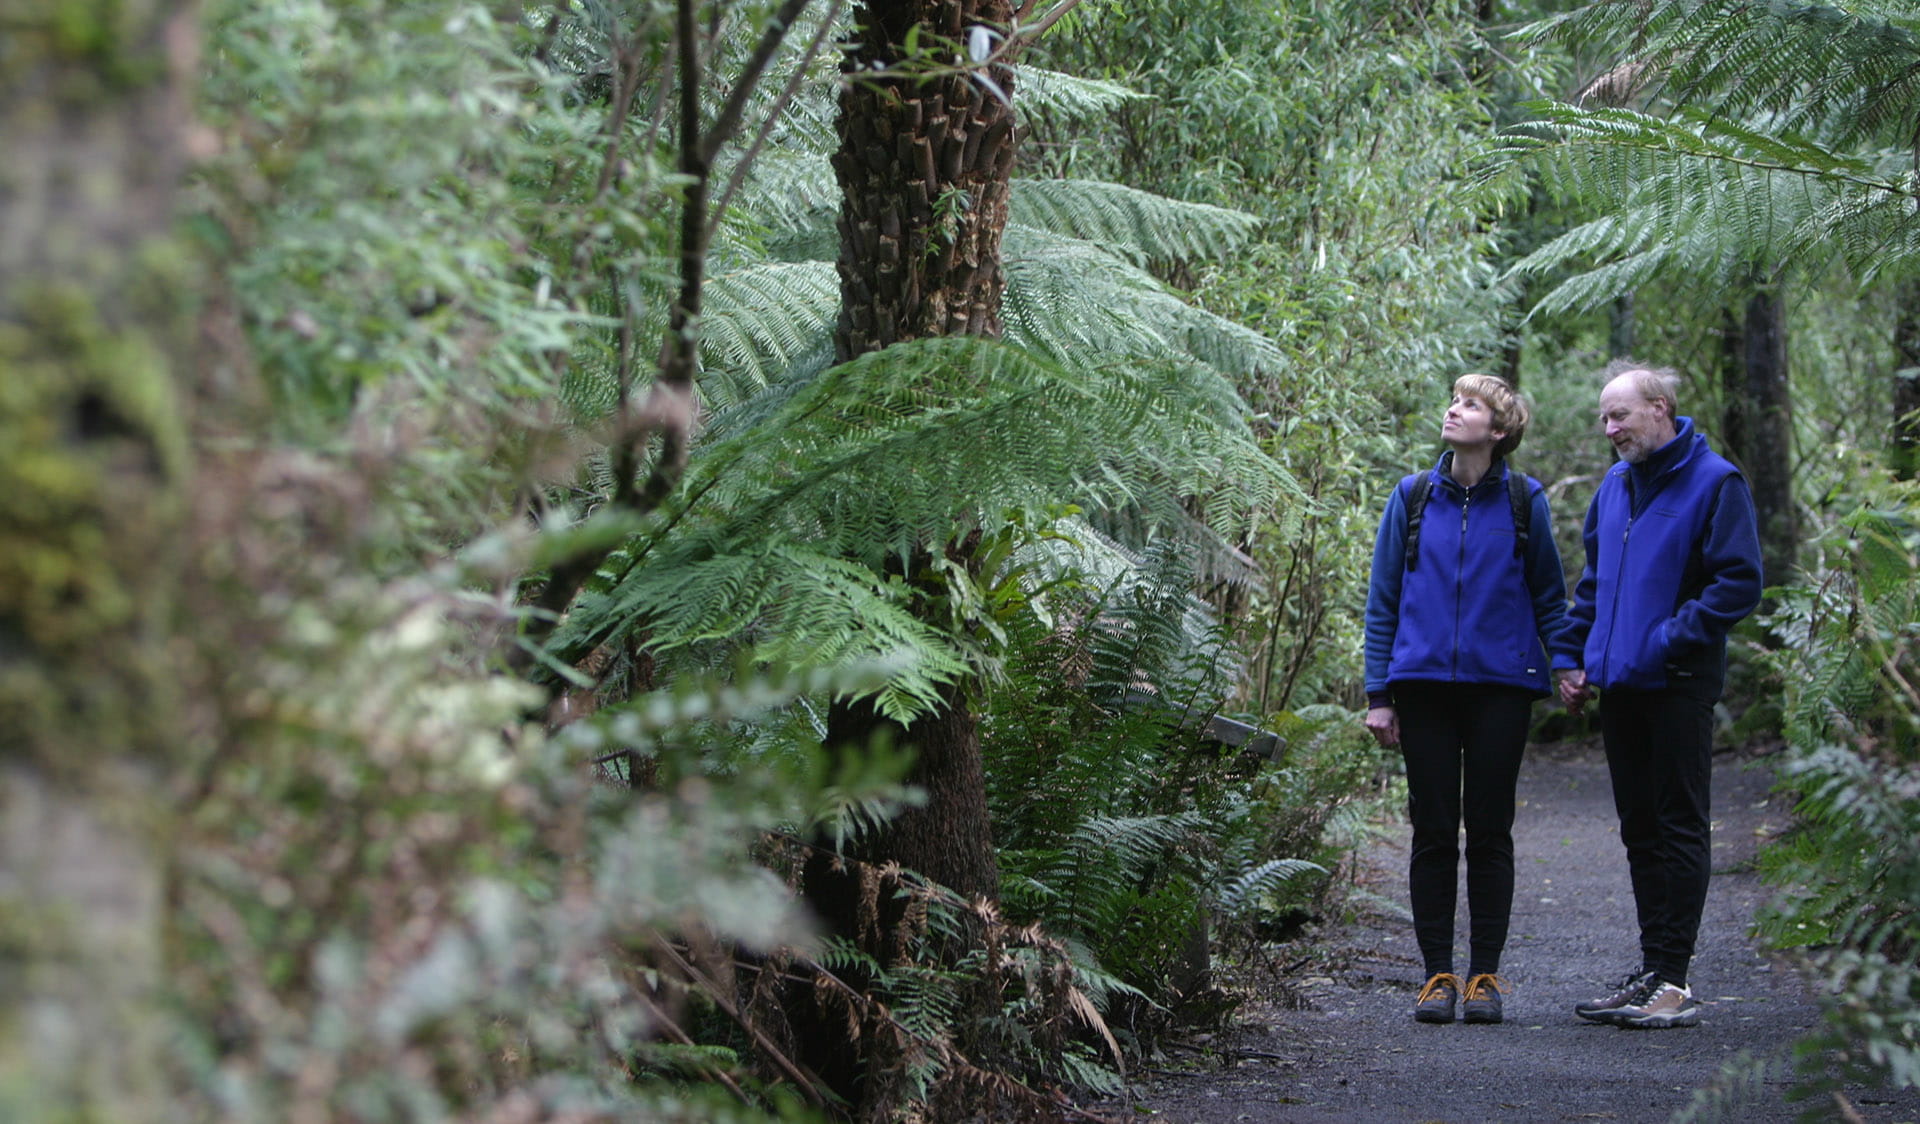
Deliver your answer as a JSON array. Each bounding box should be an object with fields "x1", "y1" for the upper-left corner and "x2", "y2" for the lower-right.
[{"x1": 1394, "y1": 682, "x2": 1534, "y2": 978}]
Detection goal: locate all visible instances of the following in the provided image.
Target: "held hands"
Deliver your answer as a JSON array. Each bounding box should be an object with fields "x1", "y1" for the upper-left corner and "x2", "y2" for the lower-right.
[
  {"x1": 1555, "y1": 668, "x2": 1592, "y2": 716},
  {"x1": 1364, "y1": 705, "x2": 1400, "y2": 748}
]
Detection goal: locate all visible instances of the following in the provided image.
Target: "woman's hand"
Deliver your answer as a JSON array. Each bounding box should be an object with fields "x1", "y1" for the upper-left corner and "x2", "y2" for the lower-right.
[
  {"x1": 1555, "y1": 668, "x2": 1591, "y2": 716},
  {"x1": 1364, "y1": 705, "x2": 1400, "y2": 748}
]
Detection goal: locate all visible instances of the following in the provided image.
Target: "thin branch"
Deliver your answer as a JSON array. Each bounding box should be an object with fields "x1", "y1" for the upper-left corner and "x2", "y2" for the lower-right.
[
  {"x1": 707, "y1": 0, "x2": 844, "y2": 241},
  {"x1": 650, "y1": 936, "x2": 828, "y2": 1107},
  {"x1": 632, "y1": 988, "x2": 754, "y2": 1103},
  {"x1": 1010, "y1": 0, "x2": 1086, "y2": 43}
]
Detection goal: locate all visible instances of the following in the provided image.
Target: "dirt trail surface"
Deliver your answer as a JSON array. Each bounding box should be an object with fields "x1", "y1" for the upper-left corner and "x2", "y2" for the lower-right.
[{"x1": 1112, "y1": 738, "x2": 1920, "y2": 1124}]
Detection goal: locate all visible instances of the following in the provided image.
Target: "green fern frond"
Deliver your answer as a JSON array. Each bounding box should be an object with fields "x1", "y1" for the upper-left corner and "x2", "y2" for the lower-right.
[
  {"x1": 1529, "y1": 0, "x2": 1920, "y2": 149},
  {"x1": 1011, "y1": 178, "x2": 1260, "y2": 266},
  {"x1": 696, "y1": 260, "x2": 837, "y2": 410},
  {"x1": 721, "y1": 147, "x2": 838, "y2": 234},
  {"x1": 1497, "y1": 100, "x2": 1913, "y2": 308},
  {"x1": 1212, "y1": 857, "x2": 1328, "y2": 920},
  {"x1": 1039, "y1": 812, "x2": 1203, "y2": 935},
  {"x1": 1003, "y1": 227, "x2": 1288, "y2": 377},
  {"x1": 559, "y1": 336, "x2": 1286, "y2": 722},
  {"x1": 1014, "y1": 65, "x2": 1147, "y2": 124}
]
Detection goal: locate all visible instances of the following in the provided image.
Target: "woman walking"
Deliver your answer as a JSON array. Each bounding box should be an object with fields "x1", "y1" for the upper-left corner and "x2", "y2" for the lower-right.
[{"x1": 1362, "y1": 373, "x2": 1574, "y2": 1025}]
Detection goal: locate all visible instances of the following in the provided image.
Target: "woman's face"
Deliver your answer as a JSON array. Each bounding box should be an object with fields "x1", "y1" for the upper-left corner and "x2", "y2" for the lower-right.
[{"x1": 1442, "y1": 393, "x2": 1504, "y2": 452}]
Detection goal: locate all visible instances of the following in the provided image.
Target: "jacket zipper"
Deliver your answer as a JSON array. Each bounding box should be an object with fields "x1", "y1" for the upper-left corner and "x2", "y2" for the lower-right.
[
  {"x1": 1453, "y1": 487, "x2": 1470, "y2": 681},
  {"x1": 1601, "y1": 471, "x2": 1644, "y2": 679}
]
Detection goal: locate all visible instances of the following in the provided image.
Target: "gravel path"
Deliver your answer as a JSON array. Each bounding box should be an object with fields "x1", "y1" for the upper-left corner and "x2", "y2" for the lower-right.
[{"x1": 1113, "y1": 737, "x2": 1920, "y2": 1124}]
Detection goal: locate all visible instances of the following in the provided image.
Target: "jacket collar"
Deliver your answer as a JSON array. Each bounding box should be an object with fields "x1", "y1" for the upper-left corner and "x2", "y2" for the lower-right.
[
  {"x1": 1625, "y1": 415, "x2": 1701, "y2": 487},
  {"x1": 1435, "y1": 449, "x2": 1508, "y2": 494}
]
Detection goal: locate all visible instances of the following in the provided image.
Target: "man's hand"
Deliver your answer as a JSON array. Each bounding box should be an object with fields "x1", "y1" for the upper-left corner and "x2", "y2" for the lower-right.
[
  {"x1": 1555, "y1": 668, "x2": 1591, "y2": 716},
  {"x1": 1364, "y1": 705, "x2": 1400, "y2": 748}
]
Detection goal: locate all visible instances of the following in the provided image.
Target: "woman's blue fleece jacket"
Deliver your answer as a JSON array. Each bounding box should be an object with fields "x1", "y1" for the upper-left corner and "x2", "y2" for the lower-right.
[
  {"x1": 1549, "y1": 417, "x2": 1763, "y2": 695},
  {"x1": 1364, "y1": 454, "x2": 1571, "y2": 706}
]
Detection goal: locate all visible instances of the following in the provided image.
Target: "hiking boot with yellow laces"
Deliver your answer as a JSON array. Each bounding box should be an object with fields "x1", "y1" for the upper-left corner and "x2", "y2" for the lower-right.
[
  {"x1": 1413, "y1": 972, "x2": 1462, "y2": 1024},
  {"x1": 1461, "y1": 973, "x2": 1509, "y2": 1024}
]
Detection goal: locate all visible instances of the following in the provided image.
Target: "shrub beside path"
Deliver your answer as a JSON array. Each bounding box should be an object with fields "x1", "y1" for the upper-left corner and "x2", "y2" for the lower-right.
[{"x1": 1114, "y1": 737, "x2": 1920, "y2": 1124}]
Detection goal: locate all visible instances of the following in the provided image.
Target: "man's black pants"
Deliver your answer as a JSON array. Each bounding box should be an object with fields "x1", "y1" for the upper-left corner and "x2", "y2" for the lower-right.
[
  {"x1": 1599, "y1": 686, "x2": 1716, "y2": 987},
  {"x1": 1395, "y1": 682, "x2": 1535, "y2": 979}
]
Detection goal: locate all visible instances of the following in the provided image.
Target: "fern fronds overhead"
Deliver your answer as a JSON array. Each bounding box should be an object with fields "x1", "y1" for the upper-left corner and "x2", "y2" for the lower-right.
[
  {"x1": 1495, "y1": 102, "x2": 1910, "y2": 309},
  {"x1": 686, "y1": 336, "x2": 1289, "y2": 562},
  {"x1": 1493, "y1": 0, "x2": 1920, "y2": 304},
  {"x1": 1513, "y1": 0, "x2": 1920, "y2": 149}
]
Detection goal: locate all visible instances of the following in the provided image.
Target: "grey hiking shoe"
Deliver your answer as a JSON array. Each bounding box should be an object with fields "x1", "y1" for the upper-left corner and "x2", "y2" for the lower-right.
[
  {"x1": 1611, "y1": 977, "x2": 1702, "y2": 1028},
  {"x1": 1574, "y1": 969, "x2": 1656, "y2": 1023},
  {"x1": 1413, "y1": 972, "x2": 1462, "y2": 1023},
  {"x1": 1462, "y1": 973, "x2": 1509, "y2": 1024}
]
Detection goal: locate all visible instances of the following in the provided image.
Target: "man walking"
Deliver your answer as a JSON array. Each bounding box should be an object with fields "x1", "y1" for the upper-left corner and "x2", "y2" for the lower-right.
[{"x1": 1554, "y1": 359, "x2": 1764, "y2": 1029}]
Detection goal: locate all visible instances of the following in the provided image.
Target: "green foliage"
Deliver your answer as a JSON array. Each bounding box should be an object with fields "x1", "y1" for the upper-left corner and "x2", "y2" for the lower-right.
[
  {"x1": 168, "y1": 571, "x2": 868, "y2": 1121},
  {"x1": 1751, "y1": 467, "x2": 1920, "y2": 1101},
  {"x1": 555, "y1": 333, "x2": 1293, "y2": 723},
  {"x1": 1036, "y1": 0, "x2": 1541, "y2": 716},
  {"x1": 976, "y1": 560, "x2": 1393, "y2": 1043},
  {"x1": 1495, "y1": 101, "x2": 1911, "y2": 313},
  {"x1": 1495, "y1": 0, "x2": 1920, "y2": 310}
]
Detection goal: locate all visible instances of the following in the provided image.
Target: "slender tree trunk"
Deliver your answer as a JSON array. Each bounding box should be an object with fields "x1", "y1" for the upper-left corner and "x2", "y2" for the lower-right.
[
  {"x1": 0, "y1": 2, "x2": 199, "y2": 1117},
  {"x1": 1893, "y1": 279, "x2": 1920, "y2": 480},
  {"x1": 1609, "y1": 292, "x2": 1637, "y2": 362},
  {"x1": 1740, "y1": 282, "x2": 1798, "y2": 587},
  {"x1": 1719, "y1": 304, "x2": 1748, "y2": 459}
]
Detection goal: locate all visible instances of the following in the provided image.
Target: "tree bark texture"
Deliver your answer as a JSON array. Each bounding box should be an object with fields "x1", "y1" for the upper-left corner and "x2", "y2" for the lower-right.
[
  {"x1": 821, "y1": 0, "x2": 1017, "y2": 905},
  {"x1": 0, "y1": 0, "x2": 199, "y2": 1117},
  {"x1": 832, "y1": 0, "x2": 1018, "y2": 359},
  {"x1": 1718, "y1": 304, "x2": 1748, "y2": 458},
  {"x1": 797, "y1": 3, "x2": 1016, "y2": 1109},
  {"x1": 825, "y1": 680, "x2": 998, "y2": 896},
  {"x1": 1608, "y1": 292, "x2": 1636, "y2": 363}
]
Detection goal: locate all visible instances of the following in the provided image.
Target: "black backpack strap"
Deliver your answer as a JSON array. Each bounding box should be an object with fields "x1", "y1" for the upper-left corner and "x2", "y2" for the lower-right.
[
  {"x1": 1403, "y1": 474, "x2": 1434, "y2": 571},
  {"x1": 1507, "y1": 470, "x2": 1530, "y2": 559}
]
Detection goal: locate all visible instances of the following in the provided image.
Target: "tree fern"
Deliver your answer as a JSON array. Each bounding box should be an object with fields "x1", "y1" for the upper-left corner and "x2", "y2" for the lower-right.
[
  {"x1": 1513, "y1": 0, "x2": 1920, "y2": 149},
  {"x1": 1014, "y1": 65, "x2": 1147, "y2": 124},
  {"x1": 1496, "y1": 0, "x2": 1920, "y2": 304},
  {"x1": 1748, "y1": 471, "x2": 1920, "y2": 1100},
  {"x1": 552, "y1": 335, "x2": 1290, "y2": 721},
  {"x1": 1010, "y1": 178, "x2": 1261, "y2": 266}
]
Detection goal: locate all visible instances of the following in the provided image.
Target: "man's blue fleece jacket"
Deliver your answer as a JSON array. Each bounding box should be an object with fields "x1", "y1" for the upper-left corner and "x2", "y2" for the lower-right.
[
  {"x1": 1364, "y1": 453, "x2": 1571, "y2": 706},
  {"x1": 1550, "y1": 417, "x2": 1764, "y2": 694}
]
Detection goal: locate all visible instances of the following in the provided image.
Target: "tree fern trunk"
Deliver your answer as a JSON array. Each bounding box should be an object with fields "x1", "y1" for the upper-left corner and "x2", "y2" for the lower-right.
[
  {"x1": 795, "y1": 1, "x2": 1016, "y2": 1109},
  {"x1": 821, "y1": 0, "x2": 1015, "y2": 903},
  {"x1": 0, "y1": 1, "x2": 197, "y2": 1116},
  {"x1": 833, "y1": 0, "x2": 1017, "y2": 358}
]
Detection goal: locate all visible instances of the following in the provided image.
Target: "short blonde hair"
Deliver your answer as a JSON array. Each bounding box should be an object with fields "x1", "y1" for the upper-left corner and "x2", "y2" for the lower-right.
[{"x1": 1452, "y1": 373, "x2": 1529, "y2": 461}]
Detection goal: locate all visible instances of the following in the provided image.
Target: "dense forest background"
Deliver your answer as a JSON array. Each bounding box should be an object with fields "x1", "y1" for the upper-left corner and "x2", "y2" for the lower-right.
[{"x1": 4, "y1": 0, "x2": 1919, "y2": 1120}]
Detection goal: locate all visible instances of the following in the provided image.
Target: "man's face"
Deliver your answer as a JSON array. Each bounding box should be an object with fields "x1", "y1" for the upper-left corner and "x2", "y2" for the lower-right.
[{"x1": 1597, "y1": 376, "x2": 1670, "y2": 464}]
